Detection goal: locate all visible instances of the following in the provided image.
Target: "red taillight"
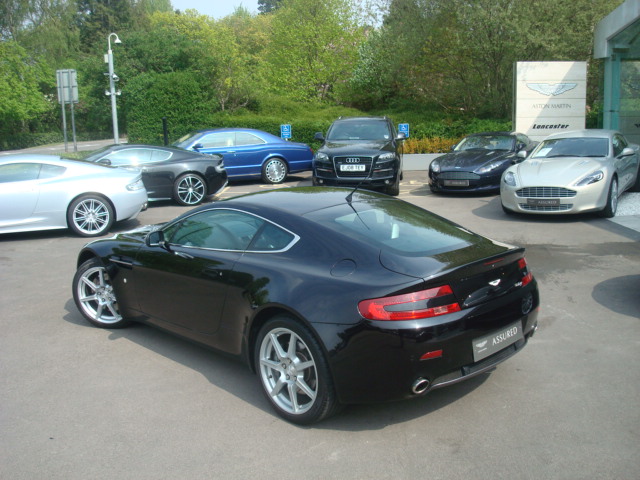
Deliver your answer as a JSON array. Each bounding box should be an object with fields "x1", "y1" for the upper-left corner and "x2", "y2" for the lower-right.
[
  {"x1": 518, "y1": 257, "x2": 533, "y2": 286},
  {"x1": 358, "y1": 285, "x2": 461, "y2": 321}
]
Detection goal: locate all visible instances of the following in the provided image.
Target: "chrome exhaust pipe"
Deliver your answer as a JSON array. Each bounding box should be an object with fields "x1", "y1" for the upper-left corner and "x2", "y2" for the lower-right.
[{"x1": 411, "y1": 378, "x2": 430, "y2": 395}]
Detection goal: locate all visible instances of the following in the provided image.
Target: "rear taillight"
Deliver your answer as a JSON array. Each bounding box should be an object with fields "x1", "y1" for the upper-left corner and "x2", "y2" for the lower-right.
[
  {"x1": 518, "y1": 257, "x2": 533, "y2": 286},
  {"x1": 358, "y1": 285, "x2": 461, "y2": 321}
]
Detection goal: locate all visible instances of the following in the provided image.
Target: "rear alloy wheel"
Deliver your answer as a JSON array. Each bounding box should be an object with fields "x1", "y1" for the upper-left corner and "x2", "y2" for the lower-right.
[
  {"x1": 262, "y1": 158, "x2": 288, "y2": 184},
  {"x1": 72, "y1": 258, "x2": 130, "y2": 328},
  {"x1": 600, "y1": 177, "x2": 618, "y2": 218},
  {"x1": 255, "y1": 315, "x2": 339, "y2": 424},
  {"x1": 174, "y1": 173, "x2": 206, "y2": 206},
  {"x1": 67, "y1": 195, "x2": 114, "y2": 237}
]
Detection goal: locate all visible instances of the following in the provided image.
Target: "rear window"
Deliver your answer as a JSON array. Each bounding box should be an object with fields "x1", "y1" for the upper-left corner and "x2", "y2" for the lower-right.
[{"x1": 305, "y1": 199, "x2": 477, "y2": 256}]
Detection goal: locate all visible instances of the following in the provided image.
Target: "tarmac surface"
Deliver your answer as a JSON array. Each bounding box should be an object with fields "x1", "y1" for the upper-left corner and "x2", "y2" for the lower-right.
[{"x1": 1, "y1": 154, "x2": 638, "y2": 479}]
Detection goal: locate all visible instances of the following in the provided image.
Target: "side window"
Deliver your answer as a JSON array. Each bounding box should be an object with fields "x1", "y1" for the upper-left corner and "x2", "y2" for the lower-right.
[
  {"x1": 235, "y1": 132, "x2": 265, "y2": 146},
  {"x1": 613, "y1": 135, "x2": 627, "y2": 156},
  {"x1": 39, "y1": 164, "x2": 66, "y2": 178},
  {"x1": 166, "y1": 209, "x2": 264, "y2": 251},
  {"x1": 200, "y1": 133, "x2": 235, "y2": 148},
  {"x1": 0, "y1": 163, "x2": 42, "y2": 183},
  {"x1": 104, "y1": 149, "x2": 154, "y2": 166},
  {"x1": 249, "y1": 222, "x2": 296, "y2": 252}
]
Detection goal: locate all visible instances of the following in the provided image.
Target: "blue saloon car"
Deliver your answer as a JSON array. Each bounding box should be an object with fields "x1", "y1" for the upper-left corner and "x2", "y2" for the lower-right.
[{"x1": 174, "y1": 128, "x2": 313, "y2": 184}]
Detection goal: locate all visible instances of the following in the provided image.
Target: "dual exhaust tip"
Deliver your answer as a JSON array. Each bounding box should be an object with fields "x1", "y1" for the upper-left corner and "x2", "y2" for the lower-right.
[{"x1": 411, "y1": 378, "x2": 430, "y2": 395}]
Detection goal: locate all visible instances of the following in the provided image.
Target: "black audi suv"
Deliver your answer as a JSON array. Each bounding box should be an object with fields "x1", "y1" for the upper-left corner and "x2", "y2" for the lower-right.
[{"x1": 312, "y1": 116, "x2": 405, "y2": 195}]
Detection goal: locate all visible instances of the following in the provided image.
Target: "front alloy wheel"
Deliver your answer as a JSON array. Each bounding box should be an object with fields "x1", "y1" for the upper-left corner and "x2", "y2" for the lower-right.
[
  {"x1": 600, "y1": 177, "x2": 618, "y2": 218},
  {"x1": 72, "y1": 258, "x2": 130, "y2": 328},
  {"x1": 255, "y1": 315, "x2": 339, "y2": 424}
]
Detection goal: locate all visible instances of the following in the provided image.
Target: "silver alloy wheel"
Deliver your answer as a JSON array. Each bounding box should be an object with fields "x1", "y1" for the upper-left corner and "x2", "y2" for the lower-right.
[
  {"x1": 258, "y1": 327, "x2": 318, "y2": 415},
  {"x1": 75, "y1": 265, "x2": 122, "y2": 325},
  {"x1": 176, "y1": 174, "x2": 205, "y2": 205},
  {"x1": 263, "y1": 158, "x2": 287, "y2": 184},
  {"x1": 72, "y1": 198, "x2": 111, "y2": 235}
]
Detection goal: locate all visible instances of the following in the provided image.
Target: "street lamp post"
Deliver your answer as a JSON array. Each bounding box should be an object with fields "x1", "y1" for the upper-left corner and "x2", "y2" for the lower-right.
[{"x1": 106, "y1": 33, "x2": 122, "y2": 144}]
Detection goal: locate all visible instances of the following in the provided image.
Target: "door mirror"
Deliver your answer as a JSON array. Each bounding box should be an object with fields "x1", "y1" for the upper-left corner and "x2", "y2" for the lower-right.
[
  {"x1": 98, "y1": 158, "x2": 111, "y2": 166},
  {"x1": 192, "y1": 143, "x2": 204, "y2": 151},
  {"x1": 620, "y1": 147, "x2": 635, "y2": 157},
  {"x1": 147, "y1": 230, "x2": 170, "y2": 251},
  {"x1": 314, "y1": 132, "x2": 325, "y2": 141}
]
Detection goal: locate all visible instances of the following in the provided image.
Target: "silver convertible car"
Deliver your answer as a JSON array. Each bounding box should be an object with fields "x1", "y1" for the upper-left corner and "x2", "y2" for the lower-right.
[
  {"x1": 0, "y1": 154, "x2": 148, "y2": 236},
  {"x1": 501, "y1": 130, "x2": 640, "y2": 217}
]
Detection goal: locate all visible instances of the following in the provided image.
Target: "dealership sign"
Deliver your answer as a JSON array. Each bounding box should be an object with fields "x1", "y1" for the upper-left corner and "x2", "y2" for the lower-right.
[{"x1": 514, "y1": 61, "x2": 587, "y2": 141}]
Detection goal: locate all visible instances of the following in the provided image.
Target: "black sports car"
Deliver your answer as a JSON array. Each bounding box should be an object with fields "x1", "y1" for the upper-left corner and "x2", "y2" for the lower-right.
[
  {"x1": 429, "y1": 132, "x2": 536, "y2": 193},
  {"x1": 72, "y1": 187, "x2": 539, "y2": 424},
  {"x1": 82, "y1": 144, "x2": 228, "y2": 206}
]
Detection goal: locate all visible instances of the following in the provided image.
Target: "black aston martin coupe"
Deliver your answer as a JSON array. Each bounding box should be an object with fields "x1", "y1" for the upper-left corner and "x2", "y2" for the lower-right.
[
  {"x1": 72, "y1": 187, "x2": 539, "y2": 424},
  {"x1": 82, "y1": 144, "x2": 228, "y2": 206},
  {"x1": 429, "y1": 132, "x2": 536, "y2": 193}
]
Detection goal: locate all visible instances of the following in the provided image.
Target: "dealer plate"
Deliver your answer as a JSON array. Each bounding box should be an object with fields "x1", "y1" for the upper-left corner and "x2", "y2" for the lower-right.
[
  {"x1": 443, "y1": 179, "x2": 469, "y2": 187},
  {"x1": 340, "y1": 164, "x2": 366, "y2": 172},
  {"x1": 472, "y1": 321, "x2": 523, "y2": 362},
  {"x1": 527, "y1": 198, "x2": 560, "y2": 207}
]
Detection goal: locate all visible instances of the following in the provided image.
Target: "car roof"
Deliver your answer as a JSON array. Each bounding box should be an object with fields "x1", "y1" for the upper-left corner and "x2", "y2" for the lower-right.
[
  {"x1": 466, "y1": 131, "x2": 517, "y2": 137},
  {"x1": 332, "y1": 116, "x2": 389, "y2": 123},
  {"x1": 0, "y1": 153, "x2": 64, "y2": 164},
  {"x1": 212, "y1": 187, "x2": 389, "y2": 217},
  {"x1": 544, "y1": 129, "x2": 617, "y2": 140}
]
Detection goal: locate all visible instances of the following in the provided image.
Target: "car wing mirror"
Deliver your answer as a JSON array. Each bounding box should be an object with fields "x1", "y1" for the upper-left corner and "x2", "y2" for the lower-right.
[
  {"x1": 192, "y1": 143, "x2": 204, "y2": 151},
  {"x1": 98, "y1": 158, "x2": 111, "y2": 166},
  {"x1": 515, "y1": 150, "x2": 527, "y2": 163},
  {"x1": 396, "y1": 132, "x2": 406, "y2": 141},
  {"x1": 620, "y1": 147, "x2": 635, "y2": 157},
  {"x1": 314, "y1": 132, "x2": 325, "y2": 141},
  {"x1": 450, "y1": 144, "x2": 457, "y2": 152},
  {"x1": 147, "y1": 230, "x2": 171, "y2": 251}
]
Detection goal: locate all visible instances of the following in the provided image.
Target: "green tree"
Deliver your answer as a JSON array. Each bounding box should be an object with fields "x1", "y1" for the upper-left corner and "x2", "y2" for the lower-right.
[
  {"x1": 258, "y1": 0, "x2": 284, "y2": 14},
  {"x1": 0, "y1": 41, "x2": 52, "y2": 134},
  {"x1": 265, "y1": 0, "x2": 364, "y2": 102}
]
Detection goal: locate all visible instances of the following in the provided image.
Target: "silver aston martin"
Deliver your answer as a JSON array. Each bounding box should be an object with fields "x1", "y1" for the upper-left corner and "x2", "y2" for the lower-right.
[
  {"x1": 0, "y1": 154, "x2": 148, "y2": 236},
  {"x1": 500, "y1": 130, "x2": 640, "y2": 217}
]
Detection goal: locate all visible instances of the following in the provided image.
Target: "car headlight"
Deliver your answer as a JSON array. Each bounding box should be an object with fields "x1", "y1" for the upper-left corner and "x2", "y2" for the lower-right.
[
  {"x1": 574, "y1": 170, "x2": 604, "y2": 186},
  {"x1": 314, "y1": 152, "x2": 329, "y2": 162},
  {"x1": 378, "y1": 152, "x2": 395, "y2": 162},
  {"x1": 127, "y1": 179, "x2": 145, "y2": 191},
  {"x1": 476, "y1": 161, "x2": 504, "y2": 174},
  {"x1": 503, "y1": 171, "x2": 517, "y2": 187},
  {"x1": 430, "y1": 159, "x2": 440, "y2": 173}
]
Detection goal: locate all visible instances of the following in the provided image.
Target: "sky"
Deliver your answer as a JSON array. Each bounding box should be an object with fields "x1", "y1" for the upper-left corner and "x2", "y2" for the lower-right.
[{"x1": 170, "y1": 0, "x2": 261, "y2": 19}]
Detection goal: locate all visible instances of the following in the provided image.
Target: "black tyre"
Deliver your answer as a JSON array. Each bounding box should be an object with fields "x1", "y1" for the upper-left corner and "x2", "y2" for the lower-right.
[
  {"x1": 72, "y1": 258, "x2": 130, "y2": 328},
  {"x1": 385, "y1": 175, "x2": 400, "y2": 196},
  {"x1": 262, "y1": 158, "x2": 288, "y2": 184},
  {"x1": 254, "y1": 315, "x2": 340, "y2": 425},
  {"x1": 67, "y1": 195, "x2": 114, "y2": 237},
  {"x1": 502, "y1": 202, "x2": 516, "y2": 215},
  {"x1": 630, "y1": 166, "x2": 640, "y2": 192},
  {"x1": 599, "y1": 177, "x2": 618, "y2": 218},
  {"x1": 174, "y1": 173, "x2": 206, "y2": 206}
]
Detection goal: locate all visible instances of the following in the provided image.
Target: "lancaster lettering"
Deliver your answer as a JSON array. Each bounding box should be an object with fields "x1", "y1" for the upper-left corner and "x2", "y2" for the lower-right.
[
  {"x1": 492, "y1": 327, "x2": 519, "y2": 346},
  {"x1": 532, "y1": 124, "x2": 569, "y2": 129}
]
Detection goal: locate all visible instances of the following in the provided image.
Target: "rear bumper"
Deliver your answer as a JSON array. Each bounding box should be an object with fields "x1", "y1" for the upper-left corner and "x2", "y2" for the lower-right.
[{"x1": 321, "y1": 281, "x2": 539, "y2": 405}]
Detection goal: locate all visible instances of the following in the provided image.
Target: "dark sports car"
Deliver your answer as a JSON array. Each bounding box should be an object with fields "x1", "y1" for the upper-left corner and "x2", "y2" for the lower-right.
[
  {"x1": 82, "y1": 145, "x2": 227, "y2": 206},
  {"x1": 429, "y1": 132, "x2": 536, "y2": 193},
  {"x1": 72, "y1": 187, "x2": 539, "y2": 424},
  {"x1": 173, "y1": 128, "x2": 313, "y2": 184}
]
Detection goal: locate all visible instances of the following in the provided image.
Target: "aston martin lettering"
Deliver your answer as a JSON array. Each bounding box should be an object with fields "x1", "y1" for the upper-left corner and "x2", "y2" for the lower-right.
[{"x1": 532, "y1": 103, "x2": 572, "y2": 109}]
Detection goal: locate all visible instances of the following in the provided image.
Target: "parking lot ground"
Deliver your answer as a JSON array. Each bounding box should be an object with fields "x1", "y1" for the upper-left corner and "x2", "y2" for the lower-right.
[{"x1": 1, "y1": 171, "x2": 639, "y2": 480}]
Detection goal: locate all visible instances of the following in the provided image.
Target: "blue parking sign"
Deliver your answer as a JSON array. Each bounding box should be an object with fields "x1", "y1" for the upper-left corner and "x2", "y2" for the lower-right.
[
  {"x1": 280, "y1": 124, "x2": 292, "y2": 139},
  {"x1": 398, "y1": 123, "x2": 410, "y2": 138}
]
